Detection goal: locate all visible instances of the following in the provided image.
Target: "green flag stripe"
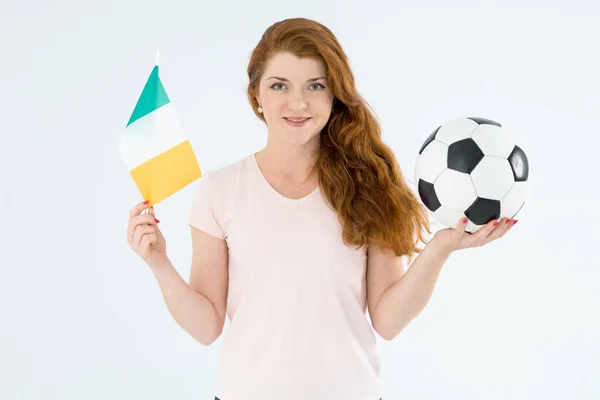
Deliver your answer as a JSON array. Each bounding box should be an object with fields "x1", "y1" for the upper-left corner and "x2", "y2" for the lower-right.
[{"x1": 126, "y1": 66, "x2": 171, "y2": 128}]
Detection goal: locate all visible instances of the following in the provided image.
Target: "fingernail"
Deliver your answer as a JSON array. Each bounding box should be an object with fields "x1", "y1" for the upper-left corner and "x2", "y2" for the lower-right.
[
  {"x1": 143, "y1": 200, "x2": 149, "y2": 205},
  {"x1": 493, "y1": 221, "x2": 499, "y2": 226},
  {"x1": 462, "y1": 218, "x2": 468, "y2": 224},
  {"x1": 512, "y1": 219, "x2": 518, "y2": 224},
  {"x1": 155, "y1": 218, "x2": 160, "y2": 223},
  {"x1": 505, "y1": 218, "x2": 511, "y2": 224}
]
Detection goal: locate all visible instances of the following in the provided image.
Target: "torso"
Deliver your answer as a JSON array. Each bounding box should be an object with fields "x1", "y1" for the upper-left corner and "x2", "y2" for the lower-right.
[
  {"x1": 261, "y1": 175, "x2": 319, "y2": 200},
  {"x1": 189, "y1": 153, "x2": 382, "y2": 400},
  {"x1": 254, "y1": 151, "x2": 319, "y2": 200}
]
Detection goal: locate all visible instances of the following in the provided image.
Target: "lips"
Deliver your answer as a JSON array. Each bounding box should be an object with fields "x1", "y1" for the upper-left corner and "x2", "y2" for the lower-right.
[
  {"x1": 284, "y1": 117, "x2": 311, "y2": 121},
  {"x1": 283, "y1": 117, "x2": 312, "y2": 127}
]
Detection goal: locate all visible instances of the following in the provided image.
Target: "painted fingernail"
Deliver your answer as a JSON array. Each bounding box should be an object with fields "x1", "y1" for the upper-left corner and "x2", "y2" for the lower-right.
[
  {"x1": 155, "y1": 218, "x2": 160, "y2": 223},
  {"x1": 512, "y1": 219, "x2": 518, "y2": 224},
  {"x1": 505, "y1": 218, "x2": 511, "y2": 224},
  {"x1": 143, "y1": 200, "x2": 149, "y2": 205},
  {"x1": 462, "y1": 218, "x2": 468, "y2": 224},
  {"x1": 493, "y1": 221, "x2": 499, "y2": 226}
]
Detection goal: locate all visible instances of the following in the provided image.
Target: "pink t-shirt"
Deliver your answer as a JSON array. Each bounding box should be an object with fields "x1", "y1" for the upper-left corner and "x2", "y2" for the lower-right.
[{"x1": 188, "y1": 152, "x2": 381, "y2": 400}]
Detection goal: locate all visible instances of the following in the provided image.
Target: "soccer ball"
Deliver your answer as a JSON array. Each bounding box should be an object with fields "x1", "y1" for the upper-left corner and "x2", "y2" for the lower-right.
[{"x1": 414, "y1": 117, "x2": 530, "y2": 233}]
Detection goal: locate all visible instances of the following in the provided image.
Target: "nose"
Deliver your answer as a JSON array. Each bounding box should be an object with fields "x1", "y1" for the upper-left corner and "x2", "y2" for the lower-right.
[{"x1": 287, "y1": 91, "x2": 308, "y2": 112}]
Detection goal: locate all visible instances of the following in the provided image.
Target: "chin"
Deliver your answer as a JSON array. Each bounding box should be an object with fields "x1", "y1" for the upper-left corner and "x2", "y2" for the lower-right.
[
  {"x1": 282, "y1": 129, "x2": 321, "y2": 146},
  {"x1": 285, "y1": 134, "x2": 319, "y2": 146}
]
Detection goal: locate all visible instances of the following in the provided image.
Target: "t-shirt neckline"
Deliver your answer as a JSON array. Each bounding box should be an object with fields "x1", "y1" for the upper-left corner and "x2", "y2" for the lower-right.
[{"x1": 250, "y1": 152, "x2": 320, "y2": 203}]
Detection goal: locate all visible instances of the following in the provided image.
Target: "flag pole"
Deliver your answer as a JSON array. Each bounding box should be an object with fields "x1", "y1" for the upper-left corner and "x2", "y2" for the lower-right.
[{"x1": 143, "y1": 49, "x2": 160, "y2": 216}]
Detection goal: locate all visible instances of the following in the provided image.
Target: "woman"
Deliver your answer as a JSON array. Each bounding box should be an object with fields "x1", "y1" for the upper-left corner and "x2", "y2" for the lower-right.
[{"x1": 126, "y1": 17, "x2": 516, "y2": 400}]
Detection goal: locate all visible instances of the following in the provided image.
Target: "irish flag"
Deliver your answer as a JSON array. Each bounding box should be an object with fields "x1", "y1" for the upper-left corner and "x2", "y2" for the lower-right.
[{"x1": 119, "y1": 52, "x2": 201, "y2": 207}]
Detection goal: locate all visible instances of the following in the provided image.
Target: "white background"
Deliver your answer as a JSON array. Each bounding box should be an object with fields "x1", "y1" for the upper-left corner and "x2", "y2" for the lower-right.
[{"x1": 1, "y1": 0, "x2": 599, "y2": 399}]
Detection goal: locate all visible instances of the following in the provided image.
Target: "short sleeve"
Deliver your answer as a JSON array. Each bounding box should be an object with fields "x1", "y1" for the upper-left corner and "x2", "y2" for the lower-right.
[{"x1": 188, "y1": 173, "x2": 225, "y2": 239}]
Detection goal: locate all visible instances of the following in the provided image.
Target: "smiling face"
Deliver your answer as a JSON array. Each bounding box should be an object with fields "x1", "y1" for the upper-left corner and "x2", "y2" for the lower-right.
[{"x1": 255, "y1": 52, "x2": 335, "y2": 148}]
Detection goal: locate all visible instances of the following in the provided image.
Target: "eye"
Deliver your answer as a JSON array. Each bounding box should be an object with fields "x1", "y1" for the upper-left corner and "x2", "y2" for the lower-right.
[
  {"x1": 269, "y1": 82, "x2": 326, "y2": 91},
  {"x1": 270, "y1": 83, "x2": 286, "y2": 90}
]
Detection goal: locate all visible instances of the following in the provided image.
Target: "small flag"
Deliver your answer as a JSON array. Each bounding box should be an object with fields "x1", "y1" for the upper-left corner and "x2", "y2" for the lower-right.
[{"x1": 119, "y1": 51, "x2": 201, "y2": 207}]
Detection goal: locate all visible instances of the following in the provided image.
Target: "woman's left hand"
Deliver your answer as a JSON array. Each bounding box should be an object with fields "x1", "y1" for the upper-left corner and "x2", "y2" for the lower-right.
[{"x1": 429, "y1": 217, "x2": 518, "y2": 255}]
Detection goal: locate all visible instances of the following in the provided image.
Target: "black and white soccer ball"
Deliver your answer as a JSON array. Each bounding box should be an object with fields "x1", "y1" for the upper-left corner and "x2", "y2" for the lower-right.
[{"x1": 414, "y1": 117, "x2": 530, "y2": 233}]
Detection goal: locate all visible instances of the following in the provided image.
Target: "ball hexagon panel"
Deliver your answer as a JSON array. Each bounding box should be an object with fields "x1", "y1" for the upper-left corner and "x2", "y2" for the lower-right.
[
  {"x1": 435, "y1": 117, "x2": 478, "y2": 145},
  {"x1": 508, "y1": 145, "x2": 530, "y2": 181},
  {"x1": 470, "y1": 156, "x2": 515, "y2": 199},
  {"x1": 471, "y1": 124, "x2": 516, "y2": 158},
  {"x1": 414, "y1": 140, "x2": 448, "y2": 184},
  {"x1": 434, "y1": 169, "x2": 478, "y2": 212},
  {"x1": 430, "y1": 204, "x2": 486, "y2": 233},
  {"x1": 430, "y1": 206, "x2": 465, "y2": 231},
  {"x1": 447, "y1": 138, "x2": 484, "y2": 173},
  {"x1": 500, "y1": 181, "x2": 528, "y2": 218}
]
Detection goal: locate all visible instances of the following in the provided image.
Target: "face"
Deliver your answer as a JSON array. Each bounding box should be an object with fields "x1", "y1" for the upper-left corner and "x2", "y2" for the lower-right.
[{"x1": 256, "y1": 52, "x2": 335, "y2": 147}]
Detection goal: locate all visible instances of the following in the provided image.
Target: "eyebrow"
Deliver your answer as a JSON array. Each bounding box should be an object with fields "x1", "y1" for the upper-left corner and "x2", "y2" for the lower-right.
[{"x1": 267, "y1": 76, "x2": 326, "y2": 82}]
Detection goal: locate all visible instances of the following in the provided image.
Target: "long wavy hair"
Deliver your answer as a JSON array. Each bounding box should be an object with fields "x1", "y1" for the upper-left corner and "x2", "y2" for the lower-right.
[{"x1": 247, "y1": 18, "x2": 431, "y2": 258}]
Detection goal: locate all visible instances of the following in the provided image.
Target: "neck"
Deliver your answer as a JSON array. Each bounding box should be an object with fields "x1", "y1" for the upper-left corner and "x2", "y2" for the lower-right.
[{"x1": 255, "y1": 143, "x2": 319, "y2": 182}]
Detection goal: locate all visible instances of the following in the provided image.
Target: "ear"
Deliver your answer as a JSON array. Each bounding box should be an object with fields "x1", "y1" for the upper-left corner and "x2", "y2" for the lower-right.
[{"x1": 254, "y1": 83, "x2": 262, "y2": 104}]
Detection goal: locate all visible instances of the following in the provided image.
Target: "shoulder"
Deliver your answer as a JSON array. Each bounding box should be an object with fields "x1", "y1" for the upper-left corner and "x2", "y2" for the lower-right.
[
  {"x1": 199, "y1": 153, "x2": 253, "y2": 187},
  {"x1": 188, "y1": 153, "x2": 252, "y2": 225},
  {"x1": 191, "y1": 153, "x2": 255, "y2": 209}
]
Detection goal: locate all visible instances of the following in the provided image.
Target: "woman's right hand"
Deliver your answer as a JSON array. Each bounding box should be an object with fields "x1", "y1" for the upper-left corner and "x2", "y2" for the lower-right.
[{"x1": 127, "y1": 201, "x2": 169, "y2": 269}]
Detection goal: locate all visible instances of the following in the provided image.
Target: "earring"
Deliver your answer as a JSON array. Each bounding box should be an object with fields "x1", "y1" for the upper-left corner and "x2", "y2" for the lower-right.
[{"x1": 257, "y1": 106, "x2": 263, "y2": 113}]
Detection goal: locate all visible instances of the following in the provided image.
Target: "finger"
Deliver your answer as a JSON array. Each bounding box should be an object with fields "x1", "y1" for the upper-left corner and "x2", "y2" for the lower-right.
[
  {"x1": 455, "y1": 217, "x2": 469, "y2": 234},
  {"x1": 128, "y1": 214, "x2": 159, "y2": 244},
  {"x1": 132, "y1": 225, "x2": 157, "y2": 250},
  {"x1": 128, "y1": 213, "x2": 156, "y2": 242},
  {"x1": 467, "y1": 219, "x2": 499, "y2": 246},
  {"x1": 128, "y1": 201, "x2": 151, "y2": 240},
  {"x1": 129, "y1": 200, "x2": 150, "y2": 219},
  {"x1": 483, "y1": 217, "x2": 507, "y2": 242},
  {"x1": 135, "y1": 212, "x2": 159, "y2": 225},
  {"x1": 148, "y1": 206, "x2": 161, "y2": 223},
  {"x1": 449, "y1": 217, "x2": 470, "y2": 249},
  {"x1": 496, "y1": 217, "x2": 513, "y2": 237},
  {"x1": 141, "y1": 233, "x2": 157, "y2": 249},
  {"x1": 486, "y1": 217, "x2": 514, "y2": 243},
  {"x1": 499, "y1": 218, "x2": 518, "y2": 238}
]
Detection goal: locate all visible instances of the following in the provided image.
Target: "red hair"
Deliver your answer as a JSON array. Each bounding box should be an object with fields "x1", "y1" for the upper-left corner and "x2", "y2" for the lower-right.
[{"x1": 247, "y1": 18, "x2": 431, "y2": 258}]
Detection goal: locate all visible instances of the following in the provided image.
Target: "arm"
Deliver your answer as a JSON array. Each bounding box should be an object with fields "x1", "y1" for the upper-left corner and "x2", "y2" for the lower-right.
[
  {"x1": 367, "y1": 240, "x2": 451, "y2": 341},
  {"x1": 368, "y1": 216, "x2": 510, "y2": 341},
  {"x1": 151, "y1": 227, "x2": 229, "y2": 346},
  {"x1": 151, "y1": 261, "x2": 221, "y2": 346}
]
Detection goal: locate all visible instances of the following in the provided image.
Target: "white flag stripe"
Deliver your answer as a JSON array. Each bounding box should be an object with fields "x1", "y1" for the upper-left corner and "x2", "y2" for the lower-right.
[{"x1": 119, "y1": 102, "x2": 188, "y2": 170}]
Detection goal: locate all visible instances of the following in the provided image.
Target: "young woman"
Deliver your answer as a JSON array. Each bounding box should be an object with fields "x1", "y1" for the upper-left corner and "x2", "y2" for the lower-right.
[{"x1": 127, "y1": 17, "x2": 516, "y2": 400}]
